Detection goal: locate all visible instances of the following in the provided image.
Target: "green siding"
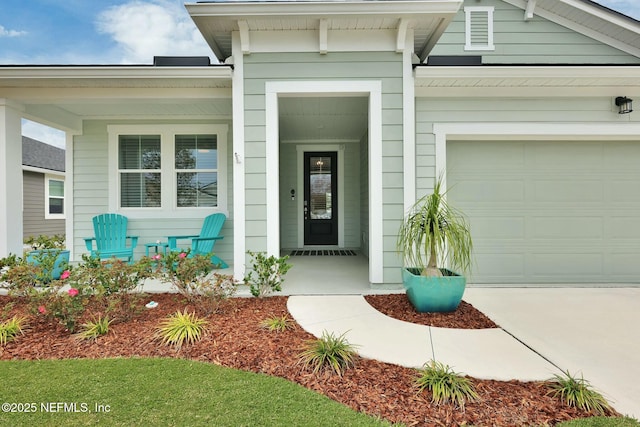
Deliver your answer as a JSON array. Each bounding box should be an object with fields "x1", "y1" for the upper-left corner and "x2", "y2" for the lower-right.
[
  {"x1": 430, "y1": 0, "x2": 640, "y2": 64},
  {"x1": 415, "y1": 96, "x2": 640, "y2": 196},
  {"x1": 72, "y1": 119, "x2": 234, "y2": 263},
  {"x1": 243, "y1": 51, "x2": 404, "y2": 276}
]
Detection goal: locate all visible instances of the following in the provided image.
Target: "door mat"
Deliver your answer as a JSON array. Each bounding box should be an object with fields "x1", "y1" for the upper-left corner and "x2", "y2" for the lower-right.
[{"x1": 289, "y1": 249, "x2": 358, "y2": 256}]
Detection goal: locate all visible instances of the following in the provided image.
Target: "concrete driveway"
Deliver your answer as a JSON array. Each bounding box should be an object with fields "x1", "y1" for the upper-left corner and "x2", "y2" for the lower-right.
[{"x1": 464, "y1": 287, "x2": 640, "y2": 419}]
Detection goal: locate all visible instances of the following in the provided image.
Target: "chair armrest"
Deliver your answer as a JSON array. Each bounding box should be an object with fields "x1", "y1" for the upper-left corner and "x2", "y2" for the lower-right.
[
  {"x1": 167, "y1": 235, "x2": 200, "y2": 249},
  {"x1": 127, "y1": 236, "x2": 139, "y2": 249},
  {"x1": 191, "y1": 236, "x2": 223, "y2": 243},
  {"x1": 84, "y1": 238, "x2": 96, "y2": 251}
]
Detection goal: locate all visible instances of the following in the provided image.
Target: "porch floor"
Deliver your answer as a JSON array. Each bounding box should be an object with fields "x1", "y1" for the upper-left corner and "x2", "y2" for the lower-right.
[{"x1": 138, "y1": 253, "x2": 403, "y2": 295}]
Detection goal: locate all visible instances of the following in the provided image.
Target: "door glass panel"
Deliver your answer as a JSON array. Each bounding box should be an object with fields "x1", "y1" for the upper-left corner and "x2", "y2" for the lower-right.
[{"x1": 309, "y1": 156, "x2": 332, "y2": 220}]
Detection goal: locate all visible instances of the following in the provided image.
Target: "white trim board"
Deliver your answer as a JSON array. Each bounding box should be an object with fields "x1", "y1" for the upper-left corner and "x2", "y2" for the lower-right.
[
  {"x1": 434, "y1": 122, "x2": 640, "y2": 189},
  {"x1": 265, "y1": 80, "x2": 384, "y2": 284},
  {"x1": 232, "y1": 31, "x2": 247, "y2": 282}
]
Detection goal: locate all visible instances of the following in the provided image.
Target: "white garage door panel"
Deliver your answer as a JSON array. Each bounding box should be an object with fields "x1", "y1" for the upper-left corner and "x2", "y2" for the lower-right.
[{"x1": 448, "y1": 140, "x2": 640, "y2": 285}]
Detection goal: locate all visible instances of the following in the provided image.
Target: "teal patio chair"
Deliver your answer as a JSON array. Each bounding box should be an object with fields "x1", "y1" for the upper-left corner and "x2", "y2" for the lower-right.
[
  {"x1": 167, "y1": 213, "x2": 228, "y2": 268},
  {"x1": 84, "y1": 213, "x2": 139, "y2": 263}
]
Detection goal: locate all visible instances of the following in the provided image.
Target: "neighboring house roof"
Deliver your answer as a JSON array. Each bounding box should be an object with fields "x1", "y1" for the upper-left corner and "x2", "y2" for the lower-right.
[{"x1": 22, "y1": 136, "x2": 65, "y2": 173}]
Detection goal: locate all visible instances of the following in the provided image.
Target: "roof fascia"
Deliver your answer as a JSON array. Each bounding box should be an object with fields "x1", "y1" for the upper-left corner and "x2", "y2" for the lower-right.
[
  {"x1": 0, "y1": 66, "x2": 232, "y2": 80},
  {"x1": 502, "y1": 0, "x2": 640, "y2": 58},
  {"x1": 186, "y1": 1, "x2": 463, "y2": 18},
  {"x1": 23, "y1": 165, "x2": 65, "y2": 175}
]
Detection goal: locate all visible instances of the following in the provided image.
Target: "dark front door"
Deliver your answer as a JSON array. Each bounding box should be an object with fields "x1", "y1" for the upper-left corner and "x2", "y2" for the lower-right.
[{"x1": 304, "y1": 152, "x2": 338, "y2": 245}]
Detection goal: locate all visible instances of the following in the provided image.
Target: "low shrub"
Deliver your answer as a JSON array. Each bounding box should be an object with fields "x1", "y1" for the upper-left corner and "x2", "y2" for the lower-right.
[
  {"x1": 37, "y1": 283, "x2": 92, "y2": 333},
  {"x1": 414, "y1": 360, "x2": 479, "y2": 409},
  {"x1": 153, "y1": 252, "x2": 237, "y2": 315},
  {"x1": 298, "y1": 330, "x2": 358, "y2": 376},
  {"x1": 71, "y1": 255, "x2": 153, "y2": 322},
  {"x1": 244, "y1": 251, "x2": 292, "y2": 298}
]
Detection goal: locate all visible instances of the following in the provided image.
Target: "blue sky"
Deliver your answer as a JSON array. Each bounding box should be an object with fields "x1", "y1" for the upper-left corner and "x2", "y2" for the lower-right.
[{"x1": 2, "y1": 0, "x2": 639, "y2": 147}]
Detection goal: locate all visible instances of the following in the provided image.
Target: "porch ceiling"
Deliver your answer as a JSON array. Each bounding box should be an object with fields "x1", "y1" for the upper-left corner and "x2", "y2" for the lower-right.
[
  {"x1": 0, "y1": 66, "x2": 233, "y2": 130},
  {"x1": 278, "y1": 96, "x2": 368, "y2": 143},
  {"x1": 186, "y1": 0, "x2": 463, "y2": 61}
]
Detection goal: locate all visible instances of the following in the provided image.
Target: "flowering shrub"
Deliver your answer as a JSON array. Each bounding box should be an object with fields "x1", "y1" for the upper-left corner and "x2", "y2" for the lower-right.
[
  {"x1": 69, "y1": 255, "x2": 154, "y2": 322},
  {"x1": 153, "y1": 251, "x2": 237, "y2": 315},
  {"x1": 32, "y1": 270, "x2": 92, "y2": 332}
]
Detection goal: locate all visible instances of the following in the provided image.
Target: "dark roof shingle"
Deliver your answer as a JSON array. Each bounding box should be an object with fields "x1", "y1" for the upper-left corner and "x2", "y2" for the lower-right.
[{"x1": 22, "y1": 136, "x2": 65, "y2": 172}]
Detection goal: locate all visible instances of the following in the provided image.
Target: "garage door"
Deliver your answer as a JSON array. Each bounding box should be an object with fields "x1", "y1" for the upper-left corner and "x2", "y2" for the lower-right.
[{"x1": 447, "y1": 140, "x2": 640, "y2": 284}]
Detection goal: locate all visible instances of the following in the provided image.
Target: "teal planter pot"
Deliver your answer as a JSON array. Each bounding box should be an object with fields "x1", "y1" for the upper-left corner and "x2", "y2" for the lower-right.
[
  {"x1": 26, "y1": 249, "x2": 70, "y2": 281},
  {"x1": 401, "y1": 268, "x2": 466, "y2": 313}
]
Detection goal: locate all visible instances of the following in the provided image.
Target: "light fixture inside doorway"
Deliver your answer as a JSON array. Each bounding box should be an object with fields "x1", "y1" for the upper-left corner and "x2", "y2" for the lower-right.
[{"x1": 615, "y1": 96, "x2": 633, "y2": 114}]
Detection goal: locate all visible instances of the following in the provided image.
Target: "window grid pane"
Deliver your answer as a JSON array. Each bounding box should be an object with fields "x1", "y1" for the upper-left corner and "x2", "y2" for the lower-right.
[
  {"x1": 118, "y1": 135, "x2": 162, "y2": 208},
  {"x1": 49, "y1": 197, "x2": 64, "y2": 214},
  {"x1": 49, "y1": 180, "x2": 64, "y2": 197},
  {"x1": 175, "y1": 134, "x2": 217, "y2": 207}
]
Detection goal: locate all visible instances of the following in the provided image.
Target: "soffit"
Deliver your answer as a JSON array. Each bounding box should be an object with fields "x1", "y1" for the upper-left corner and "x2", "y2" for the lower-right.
[
  {"x1": 414, "y1": 65, "x2": 640, "y2": 96},
  {"x1": 0, "y1": 66, "x2": 233, "y2": 124},
  {"x1": 186, "y1": 1, "x2": 463, "y2": 61}
]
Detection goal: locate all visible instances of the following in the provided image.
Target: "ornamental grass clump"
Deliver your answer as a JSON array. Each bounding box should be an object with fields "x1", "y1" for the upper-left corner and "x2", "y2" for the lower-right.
[
  {"x1": 0, "y1": 315, "x2": 27, "y2": 346},
  {"x1": 74, "y1": 315, "x2": 113, "y2": 341},
  {"x1": 155, "y1": 310, "x2": 208, "y2": 350},
  {"x1": 298, "y1": 330, "x2": 358, "y2": 376},
  {"x1": 414, "y1": 360, "x2": 479, "y2": 409},
  {"x1": 259, "y1": 315, "x2": 295, "y2": 332},
  {"x1": 547, "y1": 370, "x2": 613, "y2": 416}
]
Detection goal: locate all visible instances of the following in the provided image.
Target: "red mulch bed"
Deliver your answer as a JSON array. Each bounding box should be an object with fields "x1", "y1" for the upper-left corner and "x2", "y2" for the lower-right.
[{"x1": 0, "y1": 293, "x2": 617, "y2": 426}]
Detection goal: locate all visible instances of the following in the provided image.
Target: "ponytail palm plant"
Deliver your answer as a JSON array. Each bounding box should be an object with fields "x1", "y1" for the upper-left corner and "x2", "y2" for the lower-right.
[{"x1": 397, "y1": 177, "x2": 473, "y2": 277}]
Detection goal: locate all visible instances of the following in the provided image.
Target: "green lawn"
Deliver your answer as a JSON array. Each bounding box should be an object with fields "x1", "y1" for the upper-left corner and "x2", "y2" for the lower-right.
[
  {"x1": 0, "y1": 358, "x2": 392, "y2": 427},
  {"x1": 1, "y1": 358, "x2": 638, "y2": 427},
  {"x1": 558, "y1": 417, "x2": 640, "y2": 427}
]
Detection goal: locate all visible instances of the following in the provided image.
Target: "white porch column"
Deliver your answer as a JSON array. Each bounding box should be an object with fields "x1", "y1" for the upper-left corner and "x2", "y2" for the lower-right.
[{"x1": 0, "y1": 99, "x2": 24, "y2": 257}]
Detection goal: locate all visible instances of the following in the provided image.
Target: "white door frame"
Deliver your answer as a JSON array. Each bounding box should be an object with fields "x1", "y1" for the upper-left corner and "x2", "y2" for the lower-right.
[{"x1": 265, "y1": 80, "x2": 384, "y2": 283}]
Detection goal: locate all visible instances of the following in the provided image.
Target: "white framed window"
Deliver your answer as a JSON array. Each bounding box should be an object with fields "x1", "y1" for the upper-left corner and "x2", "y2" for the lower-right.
[
  {"x1": 45, "y1": 175, "x2": 65, "y2": 219},
  {"x1": 465, "y1": 6, "x2": 495, "y2": 51},
  {"x1": 108, "y1": 124, "x2": 228, "y2": 218}
]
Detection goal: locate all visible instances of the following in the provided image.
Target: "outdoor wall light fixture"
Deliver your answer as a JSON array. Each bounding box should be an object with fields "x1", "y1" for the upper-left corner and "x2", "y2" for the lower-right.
[{"x1": 615, "y1": 96, "x2": 633, "y2": 114}]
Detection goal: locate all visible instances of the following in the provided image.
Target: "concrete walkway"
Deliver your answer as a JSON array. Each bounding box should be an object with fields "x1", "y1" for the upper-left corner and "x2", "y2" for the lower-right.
[
  {"x1": 288, "y1": 290, "x2": 640, "y2": 419},
  {"x1": 464, "y1": 288, "x2": 640, "y2": 420},
  {"x1": 287, "y1": 295, "x2": 559, "y2": 381}
]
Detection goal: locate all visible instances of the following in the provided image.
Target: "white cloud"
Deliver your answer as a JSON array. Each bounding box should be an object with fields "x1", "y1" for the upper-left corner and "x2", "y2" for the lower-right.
[
  {"x1": 22, "y1": 120, "x2": 66, "y2": 149},
  {"x1": 0, "y1": 24, "x2": 27, "y2": 38},
  {"x1": 96, "y1": 0, "x2": 212, "y2": 64}
]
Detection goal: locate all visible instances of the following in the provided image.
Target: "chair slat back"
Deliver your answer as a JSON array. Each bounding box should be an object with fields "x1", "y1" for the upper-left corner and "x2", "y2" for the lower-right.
[
  {"x1": 194, "y1": 213, "x2": 226, "y2": 254},
  {"x1": 93, "y1": 213, "x2": 128, "y2": 251}
]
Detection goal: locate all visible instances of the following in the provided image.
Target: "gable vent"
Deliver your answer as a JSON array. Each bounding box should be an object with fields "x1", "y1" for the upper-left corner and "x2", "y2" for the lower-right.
[{"x1": 465, "y1": 6, "x2": 495, "y2": 51}]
